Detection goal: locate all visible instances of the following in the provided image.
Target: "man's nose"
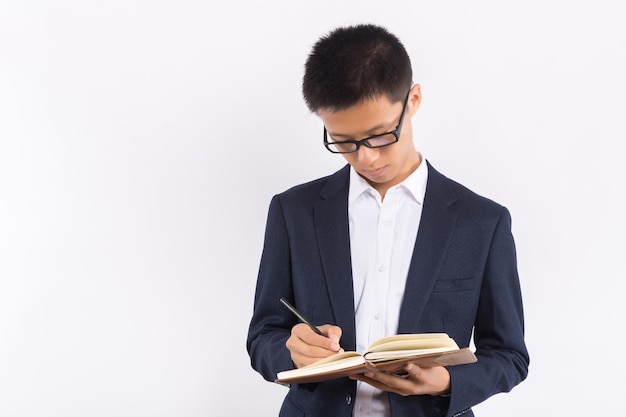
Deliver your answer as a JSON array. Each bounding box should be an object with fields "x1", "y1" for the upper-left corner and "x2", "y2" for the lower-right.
[{"x1": 356, "y1": 145, "x2": 379, "y2": 163}]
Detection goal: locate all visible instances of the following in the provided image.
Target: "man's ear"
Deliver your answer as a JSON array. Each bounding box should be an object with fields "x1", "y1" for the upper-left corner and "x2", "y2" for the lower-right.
[{"x1": 408, "y1": 84, "x2": 422, "y2": 116}]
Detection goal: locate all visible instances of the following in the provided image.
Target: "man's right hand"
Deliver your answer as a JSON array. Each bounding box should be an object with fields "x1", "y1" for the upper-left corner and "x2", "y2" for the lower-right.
[{"x1": 286, "y1": 323, "x2": 343, "y2": 368}]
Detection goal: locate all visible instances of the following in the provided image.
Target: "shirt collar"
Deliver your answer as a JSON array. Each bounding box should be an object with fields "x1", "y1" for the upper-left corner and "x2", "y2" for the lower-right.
[{"x1": 348, "y1": 154, "x2": 428, "y2": 205}]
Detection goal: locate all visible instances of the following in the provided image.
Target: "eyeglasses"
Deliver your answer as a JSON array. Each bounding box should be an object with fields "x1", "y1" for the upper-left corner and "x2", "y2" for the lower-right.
[{"x1": 323, "y1": 90, "x2": 410, "y2": 154}]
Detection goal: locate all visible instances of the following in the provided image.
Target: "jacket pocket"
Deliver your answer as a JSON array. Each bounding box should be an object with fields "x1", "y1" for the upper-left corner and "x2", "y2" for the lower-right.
[{"x1": 432, "y1": 277, "x2": 474, "y2": 293}]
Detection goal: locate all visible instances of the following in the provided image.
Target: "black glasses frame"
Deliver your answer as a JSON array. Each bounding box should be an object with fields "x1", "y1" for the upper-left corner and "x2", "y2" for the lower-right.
[{"x1": 323, "y1": 90, "x2": 411, "y2": 154}]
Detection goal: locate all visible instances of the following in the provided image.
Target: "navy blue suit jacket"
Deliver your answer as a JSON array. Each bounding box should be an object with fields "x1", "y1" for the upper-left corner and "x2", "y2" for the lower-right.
[{"x1": 247, "y1": 161, "x2": 529, "y2": 417}]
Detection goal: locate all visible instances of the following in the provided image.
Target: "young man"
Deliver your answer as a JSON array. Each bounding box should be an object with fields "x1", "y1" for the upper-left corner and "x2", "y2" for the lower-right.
[{"x1": 247, "y1": 24, "x2": 529, "y2": 417}]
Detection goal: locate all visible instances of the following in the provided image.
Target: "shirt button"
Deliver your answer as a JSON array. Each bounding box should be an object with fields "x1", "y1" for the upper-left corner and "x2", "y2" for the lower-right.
[
  {"x1": 374, "y1": 312, "x2": 381, "y2": 319},
  {"x1": 383, "y1": 220, "x2": 392, "y2": 227},
  {"x1": 378, "y1": 265, "x2": 385, "y2": 272}
]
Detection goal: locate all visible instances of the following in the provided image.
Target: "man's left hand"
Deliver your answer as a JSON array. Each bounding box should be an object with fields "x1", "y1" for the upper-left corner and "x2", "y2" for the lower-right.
[{"x1": 349, "y1": 364, "x2": 451, "y2": 396}]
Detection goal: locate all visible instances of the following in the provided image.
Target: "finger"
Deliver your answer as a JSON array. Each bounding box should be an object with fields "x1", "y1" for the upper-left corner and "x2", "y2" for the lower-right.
[
  {"x1": 354, "y1": 371, "x2": 422, "y2": 396},
  {"x1": 318, "y1": 324, "x2": 342, "y2": 351},
  {"x1": 294, "y1": 324, "x2": 340, "y2": 351},
  {"x1": 290, "y1": 338, "x2": 340, "y2": 359},
  {"x1": 319, "y1": 324, "x2": 342, "y2": 342},
  {"x1": 287, "y1": 324, "x2": 342, "y2": 366},
  {"x1": 350, "y1": 374, "x2": 411, "y2": 396}
]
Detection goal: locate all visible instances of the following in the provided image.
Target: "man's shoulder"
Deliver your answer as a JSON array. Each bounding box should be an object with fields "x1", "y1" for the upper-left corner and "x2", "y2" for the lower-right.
[
  {"x1": 275, "y1": 164, "x2": 349, "y2": 202},
  {"x1": 427, "y1": 161, "x2": 506, "y2": 215}
]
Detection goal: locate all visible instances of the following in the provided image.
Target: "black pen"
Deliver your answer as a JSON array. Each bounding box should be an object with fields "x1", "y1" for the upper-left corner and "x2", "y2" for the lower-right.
[{"x1": 279, "y1": 297, "x2": 326, "y2": 337}]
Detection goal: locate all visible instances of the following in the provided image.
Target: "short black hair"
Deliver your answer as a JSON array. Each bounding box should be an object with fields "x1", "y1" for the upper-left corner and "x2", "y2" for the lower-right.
[{"x1": 302, "y1": 24, "x2": 413, "y2": 113}]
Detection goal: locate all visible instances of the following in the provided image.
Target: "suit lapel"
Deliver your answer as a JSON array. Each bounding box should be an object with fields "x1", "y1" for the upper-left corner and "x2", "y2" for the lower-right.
[
  {"x1": 313, "y1": 165, "x2": 357, "y2": 351},
  {"x1": 398, "y1": 162, "x2": 458, "y2": 334}
]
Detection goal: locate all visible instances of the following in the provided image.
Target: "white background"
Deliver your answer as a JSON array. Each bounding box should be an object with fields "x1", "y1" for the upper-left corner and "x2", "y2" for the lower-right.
[{"x1": 1, "y1": 1, "x2": 625, "y2": 416}]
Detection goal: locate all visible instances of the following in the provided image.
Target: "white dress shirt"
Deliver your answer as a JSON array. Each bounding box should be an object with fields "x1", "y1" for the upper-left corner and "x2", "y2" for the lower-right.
[{"x1": 348, "y1": 157, "x2": 428, "y2": 417}]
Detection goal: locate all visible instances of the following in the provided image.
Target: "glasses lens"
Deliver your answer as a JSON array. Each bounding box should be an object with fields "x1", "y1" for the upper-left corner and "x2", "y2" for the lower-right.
[
  {"x1": 365, "y1": 133, "x2": 398, "y2": 148},
  {"x1": 326, "y1": 142, "x2": 358, "y2": 153}
]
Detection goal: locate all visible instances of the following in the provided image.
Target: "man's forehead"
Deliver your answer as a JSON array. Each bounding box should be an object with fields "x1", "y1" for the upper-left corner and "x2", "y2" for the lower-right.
[{"x1": 319, "y1": 98, "x2": 401, "y2": 137}]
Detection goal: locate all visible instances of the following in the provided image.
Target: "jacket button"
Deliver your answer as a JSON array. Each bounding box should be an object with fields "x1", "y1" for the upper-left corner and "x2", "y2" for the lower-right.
[{"x1": 346, "y1": 394, "x2": 352, "y2": 405}]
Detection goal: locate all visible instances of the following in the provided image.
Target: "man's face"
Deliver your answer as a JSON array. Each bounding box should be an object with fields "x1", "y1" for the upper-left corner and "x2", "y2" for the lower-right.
[{"x1": 317, "y1": 85, "x2": 422, "y2": 196}]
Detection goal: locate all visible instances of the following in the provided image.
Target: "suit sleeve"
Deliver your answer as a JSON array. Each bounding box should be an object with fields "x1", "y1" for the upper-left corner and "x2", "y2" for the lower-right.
[
  {"x1": 446, "y1": 206, "x2": 530, "y2": 416},
  {"x1": 246, "y1": 195, "x2": 298, "y2": 382}
]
